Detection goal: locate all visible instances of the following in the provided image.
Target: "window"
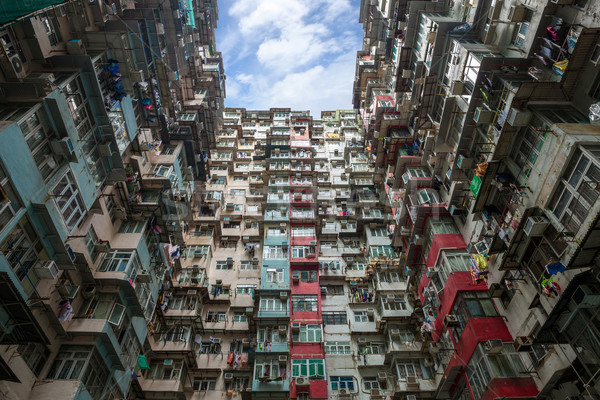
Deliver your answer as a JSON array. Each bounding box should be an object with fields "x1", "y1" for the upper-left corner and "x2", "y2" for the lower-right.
[
  {"x1": 247, "y1": 204, "x2": 259, "y2": 212},
  {"x1": 233, "y1": 312, "x2": 247, "y2": 323},
  {"x1": 390, "y1": 329, "x2": 415, "y2": 342},
  {"x1": 84, "y1": 226, "x2": 99, "y2": 261},
  {"x1": 322, "y1": 311, "x2": 347, "y2": 325},
  {"x1": 199, "y1": 340, "x2": 222, "y2": 354},
  {"x1": 363, "y1": 377, "x2": 387, "y2": 390},
  {"x1": 267, "y1": 227, "x2": 286, "y2": 236},
  {"x1": 205, "y1": 311, "x2": 226, "y2": 322},
  {"x1": 160, "y1": 325, "x2": 191, "y2": 342},
  {"x1": 192, "y1": 377, "x2": 216, "y2": 390},
  {"x1": 0, "y1": 165, "x2": 21, "y2": 231},
  {"x1": 467, "y1": 344, "x2": 526, "y2": 399},
  {"x1": 330, "y1": 376, "x2": 355, "y2": 390},
  {"x1": 18, "y1": 108, "x2": 63, "y2": 182},
  {"x1": 240, "y1": 261, "x2": 257, "y2": 270},
  {"x1": 395, "y1": 359, "x2": 431, "y2": 379},
  {"x1": 359, "y1": 342, "x2": 385, "y2": 354},
  {"x1": 230, "y1": 189, "x2": 246, "y2": 196},
  {"x1": 378, "y1": 272, "x2": 406, "y2": 283},
  {"x1": 255, "y1": 359, "x2": 284, "y2": 379},
  {"x1": 325, "y1": 342, "x2": 351, "y2": 355},
  {"x1": 381, "y1": 295, "x2": 408, "y2": 311},
  {"x1": 168, "y1": 295, "x2": 198, "y2": 311},
  {"x1": 292, "y1": 246, "x2": 315, "y2": 258},
  {"x1": 299, "y1": 270, "x2": 317, "y2": 282},
  {"x1": 259, "y1": 297, "x2": 286, "y2": 312},
  {"x1": 431, "y1": 251, "x2": 472, "y2": 293},
  {"x1": 264, "y1": 245, "x2": 287, "y2": 259},
  {"x1": 236, "y1": 284, "x2": 256, "y2": 294},
  {"x1": 98, "y1": 250, "x2": 141, "y2": 275},
  {"x1": 63, "y1": 77, "x2": 94, "y2": 139},
  {"x1": 354, "y1": 311, "x2": 374, "y2": 323},
  {"x1": 216, "y1": 261, "x2": 233, "y2": 270},
  {"x1": 146, "y1": 360, "x2": 184, "y2": 380},
  {"x1": 293, "y1": 324, "x2": 322, "y2": 342},
  {"x1": 47, "y1": 346, "x2": 109, "y2": 399},
  {"x1": 323, "y1": 285, "x2": 344, "y2": 295},
  {"x1": 118, "y1": 220, "x2": 146, "y2": 233},
  {"x1": 348, "y1": 262, "x2": 367, "y2": 271},
  {"x1": 371, "y1": 227, "x2": 388, "y2": 237},
  {"x1": 292, "y1": 295, "x2": 318, "y2": 311},
  {"x1": 17, "y1": 343, "x2": 49, "y2": 376},
  {"x1": 509, "y1": 20, "x2": 529, "y2": 47},
  {"x1": 370, "y1": 246, "x2": 396, "y2": 258},
  {"x1": 457, "y1": 292, "x2": 498, "y2": 319},
  {"x1": 52, "y1": 170, "x2": 86, "y2": 233},
  {"x1": 549, "y1": 146, "x2": 600, "y2": 233},
  {"x1": 41, "y1": 14, "x2": 61, "y2": 46},
  {"x1": 266, "y1": 269, "x2": 284, "y2": 283},
  {"x1": 291, "y1": 359, "x2": 325, "y2": 379},
  {"x1": 292, "y1": 226, "x2": 316, "y2": 237}
]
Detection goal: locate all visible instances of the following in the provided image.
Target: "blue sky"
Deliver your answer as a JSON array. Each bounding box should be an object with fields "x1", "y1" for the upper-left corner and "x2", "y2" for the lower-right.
[{"x1": 215, "y1": 0, "x2": 363, "y2": 116}]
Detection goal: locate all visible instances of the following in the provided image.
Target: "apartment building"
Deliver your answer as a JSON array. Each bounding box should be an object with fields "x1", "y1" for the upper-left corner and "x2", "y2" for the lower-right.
[
  {"x1": 353, "y1": 0, "x2": 600, "y2": 400},
  {"x1": 1, "y1": 0, "x2": 600, "y2": 399}
]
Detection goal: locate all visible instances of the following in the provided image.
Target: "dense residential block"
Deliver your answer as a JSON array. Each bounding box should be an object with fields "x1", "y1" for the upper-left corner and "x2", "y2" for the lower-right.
[{"x1": 0, "y1": 0, "x2": 599, "y2": 399}]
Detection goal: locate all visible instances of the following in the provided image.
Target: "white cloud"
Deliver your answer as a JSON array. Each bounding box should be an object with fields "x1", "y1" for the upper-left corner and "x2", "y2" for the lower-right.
[{"x1": 218, "y1": 0, "x2": 362, "y2": 114}]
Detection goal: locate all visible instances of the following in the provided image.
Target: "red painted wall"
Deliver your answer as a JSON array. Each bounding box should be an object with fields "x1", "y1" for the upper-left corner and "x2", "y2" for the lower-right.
[
  {"x1": 290, "y1": 379, "x2": 328, "y2": 399},
  {"x1": 290, "y1": 343, "x2": 324, "y2": 357},
  {"x1": 480, "y1": 377, "x2": 539, "y2": 400},
  {"x1": 432, "y1": 271, "x2": 488, "y2": 338}
]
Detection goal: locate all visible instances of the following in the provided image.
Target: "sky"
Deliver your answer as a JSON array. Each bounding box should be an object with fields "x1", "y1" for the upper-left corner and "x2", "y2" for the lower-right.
[{"x1": 215, "y1": 0, "x2": 363, "y2": 116}]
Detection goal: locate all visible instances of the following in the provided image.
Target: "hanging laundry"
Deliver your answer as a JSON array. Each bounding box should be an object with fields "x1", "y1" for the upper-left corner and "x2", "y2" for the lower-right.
[{"x1": 545, "y1": 261, "x2": 566, "y2": 275}]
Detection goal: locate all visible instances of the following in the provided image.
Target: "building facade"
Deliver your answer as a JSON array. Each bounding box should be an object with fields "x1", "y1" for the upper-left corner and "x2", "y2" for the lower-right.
[{"x1": 0, "y1": 0, "x2": 599, "y2": 400}]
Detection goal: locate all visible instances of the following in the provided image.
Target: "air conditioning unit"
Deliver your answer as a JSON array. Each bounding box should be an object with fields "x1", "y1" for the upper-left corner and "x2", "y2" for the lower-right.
[
  {"x1": 367, "y1": 308, "x2": 375, "y2": 316},
  {"x1": 338, "y1": 388, "x2": 351, "y2": 395},
  {"x1": 370, "y1": 389, "x2": 383, "y2": 397},
  {"x1": 295, "y1": 377, "x2": 310, "y2": 387},
  {"x1": 523, "y1": 216, "x2": 548, "y2": 236},
  {"x1": 484, "y1": 339, "x2": 504, "y2": 354},
  {"x1": 489, "y1": 0, "x2": 504, "y2": 19},
  {"x1": 402, "y1": 69, "x2": 412, "y2": 78},
  {"x1": 426, "y1": 267, "x2": 438, "y2": 279},
  {"x1": 390, "y1": 329, "x2": 400, "y2": 338},
  {"x1": 450, "y1": 80, "x2": 464, "y2": 96},
  {"x1": 482, "y1": 23, "x2": 497, "y2": 45},
  {"x1": 292, "y1": 322, "x2": 301, "y2": 331},
  {"x1": 0, "y1": 54, "x2": 26, "y2": 79},
  {"x1": 212, "y1": 338, "x2": 222, "y2": 344},
  {"x1": 488, "y1": 282, "x2": 506, "y2": 297},
  {"x1": 377, "y1": 372, "x2": 387, "y2": 382},
  {"x1": 34, "y1": 260, "x2": 60, "y2": 279},
  {"x1": 405, "y1": 376, "x2": 420, "y2": 389},
  {"x1": 513, "y1": 336, "x2": 533, "y2": 351},
  {"x1": 506, "y1": 108, "x2": 532, "y2": 126},
  {"x1": 279, "y1": 325, "x2": 287, "y2": 334},
  {"x1": 50, "y1": 137, "x2": 74, "y2": 157},
  {"x1": 224, "y1": 373, "x2": 233, "y2": 381},
  {"x1": 94, "y1": 241, "x2": 111, "y2": 252},
  {"x1": 456, "y1": 154, "x2": 474, "y2": 169},
  {"x1": 278, "y1": 355, "x2": 288, "y2": 364},
  {"x1": 427, "y1": 31, "x2": 437, "y2": 42},
  {"x1": 590, "y1": 44, "x2": 600, "y2": 66},
  {"x1": 406, "y1": 395, "x2": 417, "y2": 400},
  {"x1": 444, "y1": 314, "x2": 460, "y2": 327},
  {"x1": 507, "y1": 5, "x2": 527, "y2": 22},
  {"x1": 413, "y1": 235, "x2": 425, "y2": 245},
  {"x1": 280, "y1": 291, "x2": 288, "y2": 300},
  {"x1": 572, "y1": 285, "x2": 600, "y2": 307},
  {"x1": 473, "y1": 107, "x2": 495, "y2": 124},
  {"x1": 292, "y1": 272, "x2": 300, "y2": 282}
]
